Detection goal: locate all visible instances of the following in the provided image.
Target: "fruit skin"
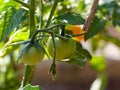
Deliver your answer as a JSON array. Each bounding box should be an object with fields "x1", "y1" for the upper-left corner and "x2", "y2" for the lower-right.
[
  {"x1": 47, "y1": 37, "x2": 76, "y2": 60},
  {"x1": 19, "y1": 45, "x2": 44, "y2": 65}
]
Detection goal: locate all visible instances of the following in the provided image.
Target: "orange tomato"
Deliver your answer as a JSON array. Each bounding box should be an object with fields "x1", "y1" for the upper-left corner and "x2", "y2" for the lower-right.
[{"x1": 65, "y1": 25, "x2": 84, "y2": 42}]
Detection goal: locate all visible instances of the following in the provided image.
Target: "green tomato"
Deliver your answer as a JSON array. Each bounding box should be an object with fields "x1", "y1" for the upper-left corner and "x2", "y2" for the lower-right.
[
  {"x1": 47, "y1": 37, "x2": 76, "y2": 60},
  {"x1": 19, "y1": 45, "x2": 44, "y2": 65}
]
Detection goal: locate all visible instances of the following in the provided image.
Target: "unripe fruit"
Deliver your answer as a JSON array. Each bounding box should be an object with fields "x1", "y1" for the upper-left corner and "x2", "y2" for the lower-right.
[
  {"x1": 47, "y1": 37, "x2": 76, "y2": 60},
  {"x1": 19, "y1": 45, "x2": 44, "y2": 65}
]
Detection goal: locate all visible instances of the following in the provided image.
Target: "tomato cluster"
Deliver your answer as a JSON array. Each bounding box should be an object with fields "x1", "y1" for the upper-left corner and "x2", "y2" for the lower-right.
[{"x1": 19, "y1": 24, "x2": 85, "y2": 65}]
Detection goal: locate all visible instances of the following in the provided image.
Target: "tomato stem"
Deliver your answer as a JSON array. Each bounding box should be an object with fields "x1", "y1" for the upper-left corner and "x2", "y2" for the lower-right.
[
  {"x1": 49, "y1": 34, "x2": 56, "y2": 80},
  {"x1": 19, "y1": 65, "x2": 35, "y2": 89},
  {"x1": 40, "y1": 0, "x2": 44, "y2": 28},
  {"x1": 30, "y1": 24, "x2": 65, "y2": 43},
  {"x1": 14, "y1": 0, "x2": 30, "y2": 8},
  {"x1": 45, "y1": 0, "x2": 60, "y2": 28},
  {"x1": 19, "y1": 0, "x2": 36, "y2": 88},
  {"x1": 29, "y1": 0, "x2": 35, "y2": 38}
]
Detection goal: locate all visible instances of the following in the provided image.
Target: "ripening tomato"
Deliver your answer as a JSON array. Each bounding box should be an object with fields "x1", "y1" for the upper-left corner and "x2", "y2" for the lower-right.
[
  {"x1": 47, "y1": 37, "x2": 76, "y2": 60},
  {"x1": 19, "y1": 45, "x2": 44, "y2": 65},
  {"x1": 65, "y1": 24, "x2": 84, "y2": 42}
]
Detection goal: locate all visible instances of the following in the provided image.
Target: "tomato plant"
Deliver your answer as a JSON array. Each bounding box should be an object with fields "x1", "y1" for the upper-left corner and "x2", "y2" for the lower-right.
[
  {"x1": 47, "y1": 37, "x2": 76, "y2": 60},
  {"x1": 0, "y1": 0, "x2": 119, "y2": 90}
]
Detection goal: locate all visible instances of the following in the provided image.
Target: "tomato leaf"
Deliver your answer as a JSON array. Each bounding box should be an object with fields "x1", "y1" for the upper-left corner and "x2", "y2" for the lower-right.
[
  {"x1": 76, "y1": 41, "x2": 82, "y2": 50},
  {"x1": 0, "y1": 8, "x2": 28, "y2": 41},
  {"x1": 0, "y1": 27, "x2": 29, "y2": 57},
  {"x1": 64, "y1": 49, "x2": 91, "y2": 67},
  {"x1": 98, "y1": 1, "x2": 120, "y2": 26},
  {"x1": 65, "y1": 51, "x2": 87, "y2": 66},
  {"x1": 0, "y1": 0, "x2": 20, "y2": 13},
  {"x1": 79, "y1": 49, "x2": 92, "y2": 60},
  {"x1": 0, "y1": 7, "x2": 14, "y2": 41},
  {"x1": 76, "y1": 41, "x2": 92, "y2": 60},
  {"x1": 22, "y1": 84, "x2": 43, "y2": 90},
  {"x1": 55, "y1": 12, "x2": 85, "y2": 25},
  {"x1": 63, "y1": 41, "x2": 92, "y2": 67},
  {"x1": 84, "y1": 16, "x2": 107, "y2": 40}
]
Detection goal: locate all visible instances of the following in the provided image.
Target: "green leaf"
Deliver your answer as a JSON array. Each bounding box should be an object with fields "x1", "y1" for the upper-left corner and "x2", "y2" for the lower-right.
[
  {"x1": 98, "y1": 1, "x2": 120, "y2": 26},
  {"x1": 62, "y1": 41, "x2": 92, "y2": 67},
  {"x1": 0, "y1": 0, "x2": 20, "y2": 13},
  {"x1": 79, "y1": 49, "x2": 92, "y2": 60},
  {"x1": 23, "y1": 84, "x2": 43, "y2": 90},
  {"x1": 0, "y1": 27, "x2": 29, "y2": 57},
  {"x1": 8, "y1": 27, "x2": 29, "y2": 43},
  {"x1": 76, "y1": 41, "x2": 92, "y2": 60},
  {"x1": 63, "y1": 44, "x2": 92, "y2": 67},
  {"x1": 0, "y1": 7, "x2": 14, "y2": 41},
  {"x1": 65, "y1": 51, "x2": 88, "y2": 66},
  {"x1": 76, "y1": 41, "x2": 82, "y2": 50},
  {"x1": 90, "y1": 56, "x2": 106, "y2": 73},
  {"x1": 85, "y1": 16, "x2": 107, "y2": 40},
  {"x1": 55, "y1": 12, "x2": 85, "y2": 25},
  {"x1": 0, "y1": 8, "x2": 28, "y2": 41}
]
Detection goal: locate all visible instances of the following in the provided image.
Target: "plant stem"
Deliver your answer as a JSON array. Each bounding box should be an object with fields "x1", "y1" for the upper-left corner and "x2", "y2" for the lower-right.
[
  {"x1": 20, "y1": 0, "x2": 36, "y2": 88},
  {"x1": 22, "y1": 65, "x2": 35, "y2": 87},
  {"x1": 31, "y1": 23, "x2": 65, "y2": 42},
  {"x1": 14, "y1": 0, "x2": 30, "y2": 8},
  {"x1": 83, "y1": 0, "x2": 99, "y2": 32},
  {"x1": 29, "y1": 0, "x2": 35, "y2": 38},
  {"x1": 45, "y1": 0, "x2": 59, "y2": 28},
  {"x1": 40, "y1": 0, "x2": 44, "y2": 28}
]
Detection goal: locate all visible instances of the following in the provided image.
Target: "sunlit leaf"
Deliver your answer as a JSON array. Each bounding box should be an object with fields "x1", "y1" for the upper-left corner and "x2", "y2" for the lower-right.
[
  {"x1": 0, "y1": 0, "x2": 20, "y2": 13},
  {"x1": 0, "y1": 7, "x2": 14, "y2": 41},
  {"x1": 0, "y1": 27, "x2": 29, "y2": 57},
  {"x1": 0, "y1": 8, "x2": 28, "y2": 41}
]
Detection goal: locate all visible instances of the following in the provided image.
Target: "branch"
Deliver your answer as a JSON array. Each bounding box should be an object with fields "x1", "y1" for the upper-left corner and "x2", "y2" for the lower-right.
[
  {"x1": 83, "y1": 0, "x2": 99, "y2": 32},
  {"x1": 14, "y1": 0, "x2": 30, "y2": 9},
  {"x1": 45, "y1": 0, "x2": 60, "y2": 28}
]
